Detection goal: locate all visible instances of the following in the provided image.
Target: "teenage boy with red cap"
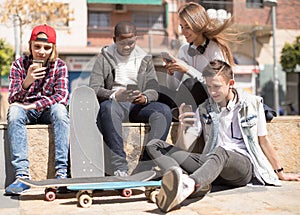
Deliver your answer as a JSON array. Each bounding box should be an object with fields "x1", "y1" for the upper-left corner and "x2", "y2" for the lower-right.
[{"x1": 5, "y1": 24, "x2": 70, "y2": 195}]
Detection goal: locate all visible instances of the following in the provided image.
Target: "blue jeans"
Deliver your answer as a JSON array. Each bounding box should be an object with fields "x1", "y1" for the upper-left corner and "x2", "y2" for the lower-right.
[
  {"x1": 97, "y1": 100, "x2": 172, "y2": 174},
  {"x1": 7, "y1": 103, "x2": 70, "y2": 177}
]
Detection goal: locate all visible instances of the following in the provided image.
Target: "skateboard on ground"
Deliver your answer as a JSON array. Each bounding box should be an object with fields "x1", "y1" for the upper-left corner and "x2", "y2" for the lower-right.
[
  {"x1": 18, "y1": 171, "x2": 158, "y2": 204},
  {"x1": 68, "y1": 180, "x2": 161, "y2": 208},
  {"x1": 69, "y1": 85, "x2": 105, "y2": 177}
]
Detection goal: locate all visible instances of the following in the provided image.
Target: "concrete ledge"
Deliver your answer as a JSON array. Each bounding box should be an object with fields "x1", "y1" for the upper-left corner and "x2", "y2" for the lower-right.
[
  {"x1": 0, "y1": 116, "x2": 299, "y2": 189},
  {"x1": 0, "y1": 122, "x2": 170, "y2": 188},
  {"x1": 0, "y1": 124, "x2": 55, "y2": 189}
]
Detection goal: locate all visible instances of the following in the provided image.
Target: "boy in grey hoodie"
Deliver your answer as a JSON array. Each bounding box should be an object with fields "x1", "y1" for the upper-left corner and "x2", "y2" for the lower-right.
[{"x1": 89, "y1": 21, "x2": 172, "y2": 176}]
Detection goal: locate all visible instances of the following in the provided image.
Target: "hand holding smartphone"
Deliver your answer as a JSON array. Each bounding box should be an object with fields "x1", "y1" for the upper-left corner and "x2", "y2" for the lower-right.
[
  {"x1": 30, "y1": 60, "x2": 46, "y2": 80},
  {"x1": 33, "y1": 59, "x2": 44, "y2": 68},
  {"x1": 126, "y1": 84, "x2": 138, "y2": 91},
  {"x1": 182, "y1": 104, "x2": 193, "y2": 113},
  {"x1": 126, "y1": 84, "x2": 140, "y2": 102},
  {"x1": 180, "y1": 104, "x2": 196, "y2": 128},
  {"x1": 161, "y1": 52, "x2": 173, "y2": 63}
]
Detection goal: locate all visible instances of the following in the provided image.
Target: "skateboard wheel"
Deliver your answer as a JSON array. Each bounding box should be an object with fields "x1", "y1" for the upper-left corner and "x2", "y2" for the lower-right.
[
  {"x1": 122, "y1": 188, "x2": 132, "y2": 197},
  {"x1": 76, "y1": 190, "x2": 93, "y2": 200},
  {"x1": 45, "y1": 190, "x2": 56, "y2": 201},
  {"x1": 45, "y1": 187, "x2": 56, "y2": 194},
  {"x1": 78, "y1": 193, "x2": 92, "y2": 208},
  {"x1": 76, "y1": 191, "x2": 81, "y2": 200},
  {"x1": 149, "y1": 190, "x2": 159, "y2": 203},
  {"x1": 145, "y1": 190, "x2": 151, "y2": 198}
]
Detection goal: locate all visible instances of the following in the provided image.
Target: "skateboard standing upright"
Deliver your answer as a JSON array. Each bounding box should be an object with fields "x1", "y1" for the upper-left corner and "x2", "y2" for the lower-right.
[{"x1": 69, "y1": 86, "x2": 104, "y2": 177}]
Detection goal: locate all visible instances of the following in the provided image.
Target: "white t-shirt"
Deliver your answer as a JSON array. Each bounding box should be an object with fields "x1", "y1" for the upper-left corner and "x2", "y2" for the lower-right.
[
  {"x1": 170, "y1": 40, "x2": 225, "y2": 85},
  {"x1": 106, "y1": 44, "x2": 146, "y2": 88},
  {"x1": 188, "y1": 97, "x2": 267, "y2": 156}
]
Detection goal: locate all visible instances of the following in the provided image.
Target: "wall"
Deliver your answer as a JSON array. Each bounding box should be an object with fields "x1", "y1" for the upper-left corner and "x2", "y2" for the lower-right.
[{"x1": 1, "y1": 116, "x2": 299, "y2": 189}]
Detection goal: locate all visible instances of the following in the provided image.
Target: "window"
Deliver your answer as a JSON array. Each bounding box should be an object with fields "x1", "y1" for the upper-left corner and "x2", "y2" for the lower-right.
[
  {"x1": 246, "y1": 0, "x2": 263, "y2": 8},
  {"x1": 88, "y1": 11, "x2": 110, "y2": 29},
  {"x1": 200, "y1": 0, "x2": 233, "y2": 19},
  {"x1": 201, "y1": 0, "x2": 231, "y2": 10},
  {"x1": 133, "y1": 12, "x2": 164, "y2": 30}
]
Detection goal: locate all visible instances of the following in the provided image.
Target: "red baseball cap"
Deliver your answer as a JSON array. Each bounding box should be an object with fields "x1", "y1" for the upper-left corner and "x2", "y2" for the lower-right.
[{"x1": 30, "y1": 24, "x2": 56, "y2": 44}]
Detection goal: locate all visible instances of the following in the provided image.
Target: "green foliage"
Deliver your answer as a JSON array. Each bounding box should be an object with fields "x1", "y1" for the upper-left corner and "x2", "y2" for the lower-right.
[
  {"x1": 280, "y1": 36, "x2": 300, "y2": 72},
  {"x1": 0, "y1": 39, "x2": 14, "y2": 76}
]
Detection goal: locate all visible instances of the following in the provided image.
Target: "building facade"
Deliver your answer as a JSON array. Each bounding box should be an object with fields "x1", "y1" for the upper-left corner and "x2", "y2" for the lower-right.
[{"x1": 0, "y1": 0, "x2": 299, "y2": 120}]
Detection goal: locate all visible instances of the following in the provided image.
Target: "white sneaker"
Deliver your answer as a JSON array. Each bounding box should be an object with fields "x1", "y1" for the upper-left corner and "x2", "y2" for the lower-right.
[
  {"x1": 114, "y1": 170, "x2": 128, "y2": 177},
  {"x1": 155, "y1": 166, "x2": 195, "y2": 212}
]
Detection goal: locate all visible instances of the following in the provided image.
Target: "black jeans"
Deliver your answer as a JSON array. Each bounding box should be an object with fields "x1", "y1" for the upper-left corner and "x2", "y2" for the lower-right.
[
  {"x1": 146, "y1": 139, "x2": 253, "y2": 189},
  {"x1": 97, "y1": 100, "x2": 172, "y2": 175}
]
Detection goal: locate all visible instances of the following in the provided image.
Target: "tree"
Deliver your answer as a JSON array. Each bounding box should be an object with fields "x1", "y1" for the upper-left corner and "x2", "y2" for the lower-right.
[
  {"x1": 280, "y1": 36, "x2": 300, "y2": 72},
  {"x1": 0, "y1": 39, "x2": 14, "y2": 120},
  {"x1": 0, "y1": 0, "x2": 75, "y2": 56},
  {"x1": 0, "y1": 39, "x2": 14, "y2": 77}
]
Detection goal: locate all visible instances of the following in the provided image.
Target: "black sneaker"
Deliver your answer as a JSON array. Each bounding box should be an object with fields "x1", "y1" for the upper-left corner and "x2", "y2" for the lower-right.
[{"x1": 55, "y1": 170, "x2": 69, "y2": 193}]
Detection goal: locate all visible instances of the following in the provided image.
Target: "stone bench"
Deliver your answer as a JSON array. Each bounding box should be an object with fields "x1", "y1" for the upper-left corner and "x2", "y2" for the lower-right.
[
  {"x1": 0, "y1": 122, "x2": 176, "y2": 188},
  {"x1": 0, "y1": 116, "x2": 299, "y2": 189}
]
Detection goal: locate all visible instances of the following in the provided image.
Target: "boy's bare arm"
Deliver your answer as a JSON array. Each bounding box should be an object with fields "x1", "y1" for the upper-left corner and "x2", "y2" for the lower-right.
[{"x1": 259, "y1": 135, "x2": 300, "y2": 181}]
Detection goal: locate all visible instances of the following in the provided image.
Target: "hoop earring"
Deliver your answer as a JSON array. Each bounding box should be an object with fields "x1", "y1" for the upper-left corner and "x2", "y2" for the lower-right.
[{"x1": 187, "y1": 38, "x2": 210, "y2": 57}]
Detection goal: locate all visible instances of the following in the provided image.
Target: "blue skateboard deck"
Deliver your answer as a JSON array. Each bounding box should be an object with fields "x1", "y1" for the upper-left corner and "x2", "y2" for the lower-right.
[
  {"x1": 68, "y1": 180, "x2": 161, "y2": 208},
  {"x1": 69, "y1": 86, "x2": 104, "y2": 177},
  {"x1": 68, "y1": 180, "x2": 161, "y2": 191}
]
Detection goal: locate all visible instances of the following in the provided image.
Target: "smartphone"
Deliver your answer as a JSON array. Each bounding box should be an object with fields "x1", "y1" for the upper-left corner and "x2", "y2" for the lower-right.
[
  {"x1": 161, "y1": 52, "x2": 173, "y2": 63},
  {"x1": 33, "y1": 59, "x2": 44, "y2": 68},
  {"x1": 126, "y1": 84, "x2": 138, "y2": 91},
  {"x1": 182, "y1": 104, "x2": 193, "y2": 113}
]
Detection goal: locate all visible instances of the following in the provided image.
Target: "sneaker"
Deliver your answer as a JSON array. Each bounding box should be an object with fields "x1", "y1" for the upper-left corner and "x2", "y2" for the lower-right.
[
  {"x1": 114, "y1": 170, "x2": 128, "y2": 177},
  {"x1": 5, "y1": 174, "x2": 31, "y2": 195},
  {"x1": 55, "y1": 170, "x2": 69, "y2": 193},
  {"x1": 55, "y1": 169, "x2": 67, "y2": 179},
  {"x1": 155, "y1": 166, "x2": 195, "y2": 213},
  {"x1": 188, "y1": 184, "x2": 211, "y2": 199}
]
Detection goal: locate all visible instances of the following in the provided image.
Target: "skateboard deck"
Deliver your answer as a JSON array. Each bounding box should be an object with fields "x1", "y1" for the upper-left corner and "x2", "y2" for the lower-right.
[
  {"x1": 18, "y1": 170, "x2": 156, "y2": 188},
  {"x1": 18, "y1": 171, "x2": 159, "y2": 205},
  {"x1": 69, "y1": 85, "x2": 104, "y2": 177}
]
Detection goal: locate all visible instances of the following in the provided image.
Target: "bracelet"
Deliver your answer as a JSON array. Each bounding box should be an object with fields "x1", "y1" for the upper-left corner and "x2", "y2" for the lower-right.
[{"x1": 274, "y1": 167, "x2": 284, "y2": 173}]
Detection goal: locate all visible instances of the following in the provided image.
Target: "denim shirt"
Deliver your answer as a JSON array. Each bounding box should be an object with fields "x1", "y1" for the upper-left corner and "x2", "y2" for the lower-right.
[{"x1": 198, "y1": 90, "x2": 281, "y2": 186}]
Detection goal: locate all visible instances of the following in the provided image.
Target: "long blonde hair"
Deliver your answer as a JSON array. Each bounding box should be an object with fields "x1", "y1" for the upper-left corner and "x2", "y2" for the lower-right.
[{"x1": 178, "y1": 2, "x2": 235, "y2": 66}]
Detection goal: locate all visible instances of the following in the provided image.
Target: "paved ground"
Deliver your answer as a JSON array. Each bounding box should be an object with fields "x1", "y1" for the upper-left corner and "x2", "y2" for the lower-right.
[{"x1": 1, "y1": 181, "x2": 300, "y2": 215}]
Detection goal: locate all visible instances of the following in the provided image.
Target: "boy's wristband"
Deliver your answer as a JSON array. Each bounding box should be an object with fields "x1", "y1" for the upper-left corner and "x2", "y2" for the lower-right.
[{"x1": 274, "y1": 167, "x2": 284, "y2": 173}]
